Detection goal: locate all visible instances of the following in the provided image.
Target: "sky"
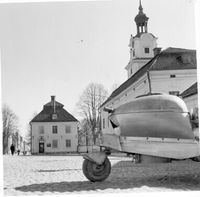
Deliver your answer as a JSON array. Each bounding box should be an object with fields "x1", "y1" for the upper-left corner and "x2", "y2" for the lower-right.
[{"x1": 0, "y1": 0, "x2": 199, "y2": 137}]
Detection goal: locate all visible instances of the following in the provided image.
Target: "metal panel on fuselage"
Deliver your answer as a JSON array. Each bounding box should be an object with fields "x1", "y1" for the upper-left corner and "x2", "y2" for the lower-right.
[
  {"x1": 108, "y1": 94, "x2": 194, "y2": 140},
  {"x1": 115, "y1": 111, "x2": 193, "y2": 139}
]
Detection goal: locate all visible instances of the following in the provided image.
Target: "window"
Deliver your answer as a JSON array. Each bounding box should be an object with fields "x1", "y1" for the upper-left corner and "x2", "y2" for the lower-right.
[
  {"x1": 103, "y1": 118, "x2": 105, "y2": 129},
  {"x1": 176, "y1": 56, "x2": 182, "y2": 63},
  {"x1": 169, "y1": 91, "x2": 180, "y2": 96},
  {"x1": 144, "y1": 47, "x2": 150, "y2": 53},
  {"x1": 47, "y1": 143, "x2": 51, "y2": 147},
  {"x1": 39, "y1": 126, "x2": 44, "y2": 134},
  {"x1": 52, "y1": 140, "x2": 58, "y2": 148},
  {"x1": 170, "y1": 74, "x2": 176, "y2": 78},
  {"x1": 176, "y1": 55, "x2": 191, "y2": 64},
  {"x1": 65, "y1": 125, "x2": 71, "y2": 133},
  {"x1": 66, "y1": 139, "x2": 71, "y2": 147},
  {"x1": 52, "y1": 126, "x2": 57, "y2": 134}
]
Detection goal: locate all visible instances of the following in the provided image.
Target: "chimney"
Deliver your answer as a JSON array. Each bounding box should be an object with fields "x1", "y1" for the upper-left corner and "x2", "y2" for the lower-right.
[
  {"x1": 153, "y1": 47, "x2": 162, "y2": 56},
  {"x1": 51, "y1": 96, "x2": 56, "y2": 114}
]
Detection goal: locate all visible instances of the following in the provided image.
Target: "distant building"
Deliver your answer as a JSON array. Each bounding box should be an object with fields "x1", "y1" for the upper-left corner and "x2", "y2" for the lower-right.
[
  {"x1": 30, "y1": 96, "x2": 79, "y2": 154},
  {"x1": 100, "y1": 1, "x2": 197, "y2": 134}
]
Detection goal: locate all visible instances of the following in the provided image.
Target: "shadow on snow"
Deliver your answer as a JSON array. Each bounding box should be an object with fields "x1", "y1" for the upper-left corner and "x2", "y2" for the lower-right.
[{"x1": 15, "y1": 160, "x2": 200, "y2": 193}]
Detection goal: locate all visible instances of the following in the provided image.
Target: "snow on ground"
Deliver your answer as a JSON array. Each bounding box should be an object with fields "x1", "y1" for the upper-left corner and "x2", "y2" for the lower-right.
[{"x1": 3, "y1": 154, "x2": 200, "y2": 195}]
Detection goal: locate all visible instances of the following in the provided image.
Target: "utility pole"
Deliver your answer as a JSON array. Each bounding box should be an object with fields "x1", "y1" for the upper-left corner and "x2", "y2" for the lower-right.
[{"x1": 147, "y1": 70, "x2": 152, "y2": 94}]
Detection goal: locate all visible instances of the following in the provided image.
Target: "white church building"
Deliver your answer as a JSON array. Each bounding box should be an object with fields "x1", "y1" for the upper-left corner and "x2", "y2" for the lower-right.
[
  {"x1": 100, "y1": 1, "x2": 197, "y2": 134},
  {"x1": 30, "y1": 96, "x2": 79, "y2": 154}
]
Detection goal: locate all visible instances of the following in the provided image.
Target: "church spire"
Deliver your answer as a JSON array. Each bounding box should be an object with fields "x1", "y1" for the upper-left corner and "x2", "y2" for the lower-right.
[
  {"x1": 134, "y1": 0, "x2": 149, "y2": 35},
  {"x1": 139, "y1": 0, "x2": 143, "y2": 12}
]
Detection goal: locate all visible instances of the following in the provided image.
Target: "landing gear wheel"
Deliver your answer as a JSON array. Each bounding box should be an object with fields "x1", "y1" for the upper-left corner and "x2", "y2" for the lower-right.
[{"x1": 82, "y1": 157, "x2": 111, "y2": 182}]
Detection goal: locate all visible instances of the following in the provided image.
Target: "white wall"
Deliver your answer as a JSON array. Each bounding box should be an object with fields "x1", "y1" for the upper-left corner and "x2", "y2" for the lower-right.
[
  {"x1": 150, "y1": 70, "x2": 197, "y2": 94},
  {"x1": 134, "y1": 33, "x2": 157, "y2": 58},
  {"x1": 126, "y1": 33, "x2": 157, "y2": 78},
  {"x1": 31, "y1": 122, "x2": 78, "y2": 153},
  {"x1": 127, "y1": 59, "x2": 150, "y2": 78}
]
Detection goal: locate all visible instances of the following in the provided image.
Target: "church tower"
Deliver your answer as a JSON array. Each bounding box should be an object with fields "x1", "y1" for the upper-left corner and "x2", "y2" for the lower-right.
[{"x1": 125, "y1": 0, "x2": 158, "y2": 78}]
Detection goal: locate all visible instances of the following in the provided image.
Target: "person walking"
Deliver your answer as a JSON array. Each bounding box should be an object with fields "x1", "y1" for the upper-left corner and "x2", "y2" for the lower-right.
[{"x1": 10, "y1": 144, "x2": 15, "y2": 156}]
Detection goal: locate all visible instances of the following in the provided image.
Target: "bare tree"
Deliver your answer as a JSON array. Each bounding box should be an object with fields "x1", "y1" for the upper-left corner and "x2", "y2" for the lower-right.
[
  {"x1": 25, "y1": 111, "x2": 38, "y2": 151},
  {"x1": 25, "y1": 124, "x2": 31, "y2": 150},
  {"x1": 110, "y1": 83, "x2": 120, "y2": 93},
  {"x1": 2, "y1": 104, "x2": 19, "y2": 154},
  {"x1": 77, "y1": 83, "x2": 108, "y2": 144}
]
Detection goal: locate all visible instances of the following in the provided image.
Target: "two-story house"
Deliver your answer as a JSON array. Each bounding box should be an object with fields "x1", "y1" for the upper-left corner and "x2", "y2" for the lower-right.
[{"x1": 30, "y1": 96, "x2": 79, "y2": 154}]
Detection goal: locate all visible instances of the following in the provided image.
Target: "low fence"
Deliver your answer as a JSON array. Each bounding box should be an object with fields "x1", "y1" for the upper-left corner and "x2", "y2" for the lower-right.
[{"x1": 78, "y1": 145, "x2": 101, "y2": 153}]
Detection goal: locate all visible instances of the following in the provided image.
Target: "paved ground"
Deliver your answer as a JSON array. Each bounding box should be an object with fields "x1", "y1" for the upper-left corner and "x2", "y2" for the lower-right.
[{"x1": 3, "y1": 154, "x2": 200, "y2": 195}]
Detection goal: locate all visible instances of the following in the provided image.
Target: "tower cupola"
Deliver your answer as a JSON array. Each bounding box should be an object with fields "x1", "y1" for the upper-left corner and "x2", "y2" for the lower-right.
[{"x1": 134, "y1": 0, "x2": 149, "y2": 35}]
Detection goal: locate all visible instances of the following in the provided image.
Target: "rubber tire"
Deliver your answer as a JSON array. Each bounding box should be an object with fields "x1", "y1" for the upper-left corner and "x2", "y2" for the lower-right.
[{"x1": 82, "y1": 157, "x2": 111, "y2": 182}]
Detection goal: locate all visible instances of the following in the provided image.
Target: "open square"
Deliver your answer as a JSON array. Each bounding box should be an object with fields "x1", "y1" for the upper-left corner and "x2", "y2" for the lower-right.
[{"x1": 3, "y1": 155, "x2": 200, "y2": 195}]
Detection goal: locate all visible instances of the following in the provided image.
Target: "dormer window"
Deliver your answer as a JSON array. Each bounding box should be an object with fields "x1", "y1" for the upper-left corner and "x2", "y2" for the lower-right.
[
  {"x1": 144, "y1": 47, "x2": 149, "y2": 53},
  {"x1": 52, "y1": 114, "x2": 57, "y2": 120},
  {"x1": 177, "y1": 54, "x2": 192, "y2": 64}
]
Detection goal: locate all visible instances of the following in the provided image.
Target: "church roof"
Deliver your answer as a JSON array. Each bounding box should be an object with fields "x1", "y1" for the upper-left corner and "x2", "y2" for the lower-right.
[
  {"x1": 163, "y1": 47, "x2": 195, "y2": 53},
  {"x1": 180, "y1": 82, "x2": 198, "y2": 99},
  {"x1": 134, "y1": 12, "x2": 148, "y2": 24},
  {"x1": 30, "y1": 97, "x2": 78, "y2": 123},
  {"x1": 150, "y1": 47, "x2": 196, "y2": 71},
  {"x1": 134, "y1": 0, "x2": 149, "y2": 25},
  {"x1": 101, "y1": 47, "x2": 196, "y2": 107}
]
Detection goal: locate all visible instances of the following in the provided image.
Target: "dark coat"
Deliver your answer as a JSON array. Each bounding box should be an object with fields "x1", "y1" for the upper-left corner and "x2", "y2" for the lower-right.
[{"x1": 10, "y1": 145, "x2": 15, "y2": 152}]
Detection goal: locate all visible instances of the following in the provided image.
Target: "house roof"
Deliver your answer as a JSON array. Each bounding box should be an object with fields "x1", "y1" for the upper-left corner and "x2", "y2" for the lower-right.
[
  {"x1": 44, "y1": 101, "x2": 64, "y2": 107},
  {"x1": 101, "y1": 47, "x2": 196, "y2": 107},
  {"x1": 30, "y1": 98, "x2": 78, "y2": 123},
  {"x1": 133, "y1": 32, "x2": 157, "y2": 39},
  {"x1": 180, "y1": 82, "x2": 198, "y2": 99}
]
